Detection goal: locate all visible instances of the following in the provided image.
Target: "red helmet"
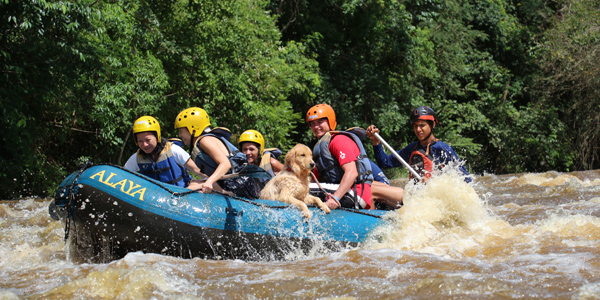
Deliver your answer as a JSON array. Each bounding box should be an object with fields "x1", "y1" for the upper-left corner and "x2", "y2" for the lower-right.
[
  {"x1": 306, "y1": 104, "x2": 337, "y2": 130},
  {"x1": 410, "y1": 106, "x2": 437, "y2": 124}
]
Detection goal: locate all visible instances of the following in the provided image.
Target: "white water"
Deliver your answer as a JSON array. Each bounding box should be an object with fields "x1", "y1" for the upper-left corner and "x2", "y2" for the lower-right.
[{"x1": 2, "y1": 169, "x2": 600, "y2": 299}]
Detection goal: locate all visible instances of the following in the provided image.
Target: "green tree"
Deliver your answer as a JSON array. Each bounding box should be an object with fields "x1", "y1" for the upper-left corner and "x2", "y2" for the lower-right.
[
  {"x1": 536, "y1": 0, "x2": 600, "y2": 170},
  {"x1": 272, "y1": 0, "x2": 566, "y2": 174},
  {"x1": 144, "y1": 0, "x2": 319, "y2": 151},
  {"x1": 0, "y1": 0, "x2": 320, "y2": 198}
]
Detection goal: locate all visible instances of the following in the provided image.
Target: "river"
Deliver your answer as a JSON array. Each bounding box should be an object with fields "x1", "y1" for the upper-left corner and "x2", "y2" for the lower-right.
[{"x1": 1, "y1": 169, "x2": 600, "y2": 299}]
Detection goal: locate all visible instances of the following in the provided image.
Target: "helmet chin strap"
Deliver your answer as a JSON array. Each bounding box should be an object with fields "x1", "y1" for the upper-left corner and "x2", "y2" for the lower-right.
[
  {"x1": 422, "y1": 132, "x2": 433, "y2": 141},
  {"x1": 188, "y1": 129, "x2": 197, "y2": 157},
  {"x1": 419, "y1": 121, "x2": 435, "y2": 143}
]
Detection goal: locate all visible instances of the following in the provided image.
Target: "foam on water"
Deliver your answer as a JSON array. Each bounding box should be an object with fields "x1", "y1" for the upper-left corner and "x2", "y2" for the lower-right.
[
  {"x1": 366, "y1": 168, "x2": 503, "y2": 255},
  {"x1": 366, "y1": 168, "x2": 600, "y2": 264},
  {"x1": 36, "y1": 252, "x2": 200, "y2": 299},
  {"x1": 537, "y1": 212, "x2": 600, "y2": 239},
  {"x1": 0, "y1": 199, "x2": 66, "y2": 270},
  {"x1": 512, "y1": 171, "x2": 600, "y2": 188}
]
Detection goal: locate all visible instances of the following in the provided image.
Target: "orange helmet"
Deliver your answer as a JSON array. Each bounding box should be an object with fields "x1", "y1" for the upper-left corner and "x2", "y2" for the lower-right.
[{"x1": 306, "y1": 104, "x2": 337, "y2": 130}]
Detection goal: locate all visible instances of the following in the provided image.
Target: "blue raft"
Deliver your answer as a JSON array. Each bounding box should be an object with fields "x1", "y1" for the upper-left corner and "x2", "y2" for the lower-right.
[{"x1": 51, "y1": 164, "x2": 390, "y2": 263}]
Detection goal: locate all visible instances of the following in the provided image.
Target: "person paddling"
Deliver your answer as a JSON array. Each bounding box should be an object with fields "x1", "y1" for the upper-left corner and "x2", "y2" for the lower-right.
[
  {"x1": 366, "y1": 106, "x2": 471, "y2": 182},
  {"x1": 124, "y1": 116, "x2": 206, "y2": 188},
  {"x1": 307, "y1": 104, "x2": 404, "y2": 210},
  {"x1": 238, "y1": 129, "x2": 284, "y2": 177}
]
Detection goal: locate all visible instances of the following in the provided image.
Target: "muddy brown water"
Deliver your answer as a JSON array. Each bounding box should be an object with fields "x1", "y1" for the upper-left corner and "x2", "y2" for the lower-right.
[{"x1": 1, "y1": 169, "x2": 600, "y2": 299}]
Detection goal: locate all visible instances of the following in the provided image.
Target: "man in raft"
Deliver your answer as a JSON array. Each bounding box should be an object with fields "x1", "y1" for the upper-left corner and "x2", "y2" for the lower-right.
[
  {"x1": 366, "y1": 106, "x2": 471, "y2": 182},
  {"x1": 307, "y1": 104, "x2": 404, "y2": 210}
]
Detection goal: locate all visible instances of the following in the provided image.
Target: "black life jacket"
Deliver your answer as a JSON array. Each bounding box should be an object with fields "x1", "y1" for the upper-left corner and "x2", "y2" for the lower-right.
[
  {"x1": 312, "y1": 127, "x2": 374, "y2": 186},
  {"x1": 191, "y1": 127, "x2": 247, "y2": 176}
]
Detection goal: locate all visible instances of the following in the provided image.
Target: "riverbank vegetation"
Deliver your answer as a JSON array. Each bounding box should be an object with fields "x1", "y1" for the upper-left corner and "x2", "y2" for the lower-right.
[{"x1": 1, "y1": 0, "x2": 598, "y2": 198}]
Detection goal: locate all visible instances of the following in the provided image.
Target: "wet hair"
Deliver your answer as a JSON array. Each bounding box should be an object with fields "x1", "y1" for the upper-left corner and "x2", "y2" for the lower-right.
[{"x1": 151, "y1": 137, "x2": 167, "y2": 157}]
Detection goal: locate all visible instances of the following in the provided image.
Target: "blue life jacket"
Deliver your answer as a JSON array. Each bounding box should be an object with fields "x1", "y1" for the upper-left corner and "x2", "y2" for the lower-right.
[
  {"x1": 312, "y1": 127, "x2": 374, "y2": 186},
  {"x1": 168, "y1": 138, "x2": 186, "y2": 148},
  {"x1": 191, "y1": 128, "x2": 247, "y2": 176},
  {"x1": 137, "y1": 141, "x2": 192, "y2": 187},
  {"x1": 259, "y1": 148, "x2": 283, "y2": 177}
]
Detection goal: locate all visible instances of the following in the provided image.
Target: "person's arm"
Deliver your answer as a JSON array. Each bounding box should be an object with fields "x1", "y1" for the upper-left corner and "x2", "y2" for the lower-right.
[
  {"x1": 433, "y1": 143, "x2": 462, "y2": 168},
  {"x1": 366, "y1": 125, "x2": 410, "y2": 169},
  {"x1": 183, "y1": 159, "x2": 207, "y2": 179},
  {"x1": 270, "y1": 156, "x2": 284, "y2": 174},
  {"x1": 331, "y1": 162, "x2": 358, "y2": 208},
  {"x1": 197, "y1": 136, "x2": 232, "y2": 192},
  {"x1": 323, "y1": 134, "x2": 362, "y2": 209},
  {"x1": 172, "y1": 145, "x2": 207, "y2": 178},
  {"x1": 124, "y1": 153, "x2": 140, "y2": 172}
]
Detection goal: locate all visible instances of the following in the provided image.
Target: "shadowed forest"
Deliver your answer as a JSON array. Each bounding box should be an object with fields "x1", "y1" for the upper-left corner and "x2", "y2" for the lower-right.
[{"x1": 1, "y1": 0, "x2": 599, "y2": 198}]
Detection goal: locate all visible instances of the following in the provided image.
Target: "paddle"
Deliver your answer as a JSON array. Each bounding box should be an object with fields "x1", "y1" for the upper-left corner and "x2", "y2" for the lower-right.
[
  {"x1": 196, "y1": 164, "x2": 272, "y2": 182},
  {"x1": 373, "y1": 132, "x2": 423, "y2": 181}
]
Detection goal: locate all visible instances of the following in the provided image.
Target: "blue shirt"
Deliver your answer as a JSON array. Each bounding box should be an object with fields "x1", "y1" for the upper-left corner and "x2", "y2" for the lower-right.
[
  {"x1": 369, "y1": 159, "x2": 390, "y2": 185},
  {"x1": 372, "y1": 141, "x2": 471, "y2": 182}
]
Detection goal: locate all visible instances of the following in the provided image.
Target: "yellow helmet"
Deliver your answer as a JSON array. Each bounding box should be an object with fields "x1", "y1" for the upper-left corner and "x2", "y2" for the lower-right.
[
  {"x1": 133, "y1": 116, "x2": 161, "y2": 145},
  {"x1": 239, "y1": 130, "x2": 265, "y2": 154},
  {"x1": 174, "y1": 107, "x2": 211, "y2": 138}
]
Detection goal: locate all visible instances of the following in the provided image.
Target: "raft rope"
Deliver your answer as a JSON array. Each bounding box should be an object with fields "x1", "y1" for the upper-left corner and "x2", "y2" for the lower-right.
[
  {"x1": 65, "y1": 162, "x2": 383, "y2": 219},
  {"x1": 310, "y1": 171, "x2": 341, "y2": 207},
  {"x1": 63, "y1": 160, "x2": 94, "y2": 241}
]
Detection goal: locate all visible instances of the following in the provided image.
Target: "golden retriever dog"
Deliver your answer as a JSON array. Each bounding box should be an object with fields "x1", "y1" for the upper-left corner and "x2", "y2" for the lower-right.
[{"x1": 259, "y1": 144, "x2": 331, "y2": 219}]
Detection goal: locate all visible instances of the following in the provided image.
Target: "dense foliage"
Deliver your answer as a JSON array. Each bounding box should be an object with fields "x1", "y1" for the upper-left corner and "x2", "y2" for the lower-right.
[{"x1": 0, "y1": 0, "x2": 597, "y2": 198}]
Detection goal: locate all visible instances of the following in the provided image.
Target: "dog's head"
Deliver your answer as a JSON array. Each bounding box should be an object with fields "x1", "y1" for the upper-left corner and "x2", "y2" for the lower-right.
[{"x1": 285, "y1": 144, "x2": 315, "y2": 175}]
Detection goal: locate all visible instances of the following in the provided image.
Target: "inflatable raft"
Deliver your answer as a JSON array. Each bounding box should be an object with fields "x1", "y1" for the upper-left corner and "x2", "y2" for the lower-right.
[{"x1": 51, "y1": 164, "x2": 390, "y2": 263}]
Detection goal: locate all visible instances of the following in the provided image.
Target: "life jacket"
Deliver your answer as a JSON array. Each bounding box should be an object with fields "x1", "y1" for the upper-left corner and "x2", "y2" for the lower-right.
[
  {"x1": 408, "y1": 139, "x2": 439, "y2": 180},
  {"x1": 259, "y1": 148, "x2": 283, "y2": 177},
  {"x1": 313, "y1": 127, "x2": 374, "y2": 186},
  {"x1": 168, "y1": 137, "x2": 186, "y2": 148},
  {"x1": 191, "y1": 127, "x2": 247, "y2": 176},
  {"x1": 136, "y1": 141, "x2": 192, "y2": 187}
]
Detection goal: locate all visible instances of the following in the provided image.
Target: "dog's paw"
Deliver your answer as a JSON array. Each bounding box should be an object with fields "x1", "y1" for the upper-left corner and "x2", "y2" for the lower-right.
[
  {"x1": 320, "y1": 205, "x2": 331, "y2": 214},
  {"x1": 302, "y1": 209, "x2": 313, "y2": 219}
]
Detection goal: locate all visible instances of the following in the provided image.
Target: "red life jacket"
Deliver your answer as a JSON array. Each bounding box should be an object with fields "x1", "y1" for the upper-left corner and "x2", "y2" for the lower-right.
[{"x1": 408, "y1": 139, "x2": 439, "y2": 179}]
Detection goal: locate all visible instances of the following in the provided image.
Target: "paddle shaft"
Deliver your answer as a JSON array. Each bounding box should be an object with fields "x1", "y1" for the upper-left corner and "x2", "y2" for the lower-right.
[
  {"x1": 373, "y1": 132, "x2": 423, "y2": 181},
  {"x1": 196, "y1": 172, "x2": 246, "y2": 183},
  {"x1": 196, "y1": 164, "x2": 271, "y2": 183}
]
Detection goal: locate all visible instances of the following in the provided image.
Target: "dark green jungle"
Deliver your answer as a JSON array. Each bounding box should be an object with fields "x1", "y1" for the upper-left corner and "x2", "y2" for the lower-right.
[{"x1": 1, "y1": 0, "x2": 599, "y2": 198}]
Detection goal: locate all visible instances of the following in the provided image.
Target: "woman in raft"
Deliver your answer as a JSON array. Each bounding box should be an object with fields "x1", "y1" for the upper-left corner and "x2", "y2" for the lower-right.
[
  {"x1": 124, "y1": 116, "x2": 206, "y2": 188},
  {"x1": 238, "y1": 129, "x2": 284, "y2": 177},
  {"x1": 174, "y1": 107, "x2": 261, "y2": 198}
]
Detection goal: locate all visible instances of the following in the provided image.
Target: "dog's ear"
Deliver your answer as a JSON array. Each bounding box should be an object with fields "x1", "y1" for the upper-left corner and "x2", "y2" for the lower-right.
[{"x1": 284, "y1": 144, "x2": 298, "y2": 167}]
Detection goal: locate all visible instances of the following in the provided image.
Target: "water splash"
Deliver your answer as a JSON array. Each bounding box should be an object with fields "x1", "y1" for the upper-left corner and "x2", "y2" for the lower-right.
[{"x1": 366, "y1": 169, "x2": 499, "y2": 255}]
